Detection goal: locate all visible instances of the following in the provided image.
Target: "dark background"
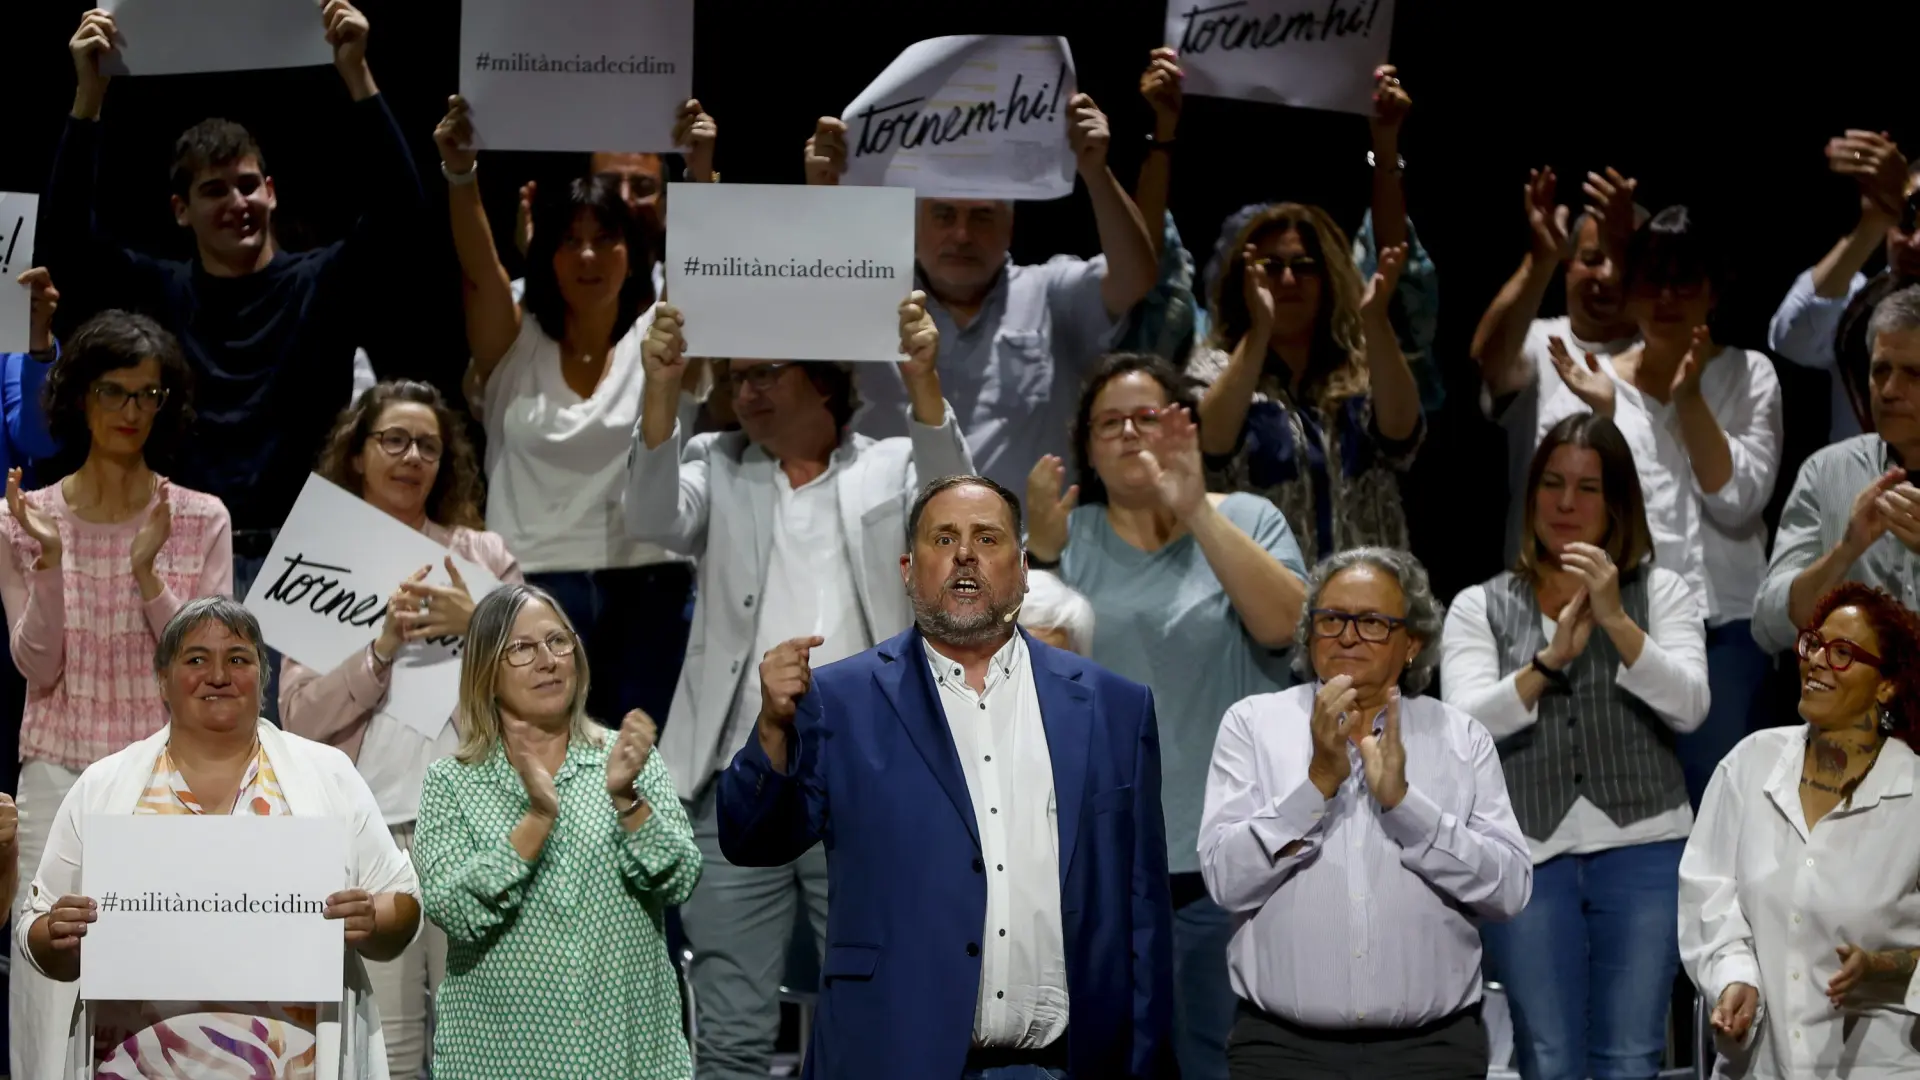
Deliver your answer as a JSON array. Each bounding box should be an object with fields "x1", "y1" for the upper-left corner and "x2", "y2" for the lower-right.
[{"x1": 6, "y1": 0, "x2": 1918, "y2": 600}]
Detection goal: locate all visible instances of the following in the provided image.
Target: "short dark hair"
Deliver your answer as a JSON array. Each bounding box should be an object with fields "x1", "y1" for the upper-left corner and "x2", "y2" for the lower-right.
[
  {"x1": 155, "y1": 596, "x2": 265, "y2": 674},
  {"x1": 907, "y1": 475, "x2": 1024, "y2": 548},
  {"x1": 1805, "y1": 582, "x2": 1920, "y2": 747},
  {"x1": 43, "y1": 310, "x2": 195, "y2": 472},
  {"x1": 795, "y1": 363, "x2": 861, "y2": 431},
  {"x1": 1626, "y1": 204, "x2": 1726, "y2": 297},
  {"x1": 1070, "y1": 352, "x2": 1200, "y2": 507},
  {"x1": 170, "y1": 119, "x2": 265, "y2": 201},
  {"x1": 523, "y1": 173, "x2": 657, "y2": 344},
  {"x1": 1515, "y1": 413, "x2": 1654, "y2": 584}
]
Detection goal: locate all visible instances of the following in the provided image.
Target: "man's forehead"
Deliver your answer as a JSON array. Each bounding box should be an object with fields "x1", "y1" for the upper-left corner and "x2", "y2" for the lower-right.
[
  {"x1": 194, "y1": 158, "x2": 264, "y2": 183},
  {"x1": 591, "y1": 152, "x2": 663, "y2": 178}
]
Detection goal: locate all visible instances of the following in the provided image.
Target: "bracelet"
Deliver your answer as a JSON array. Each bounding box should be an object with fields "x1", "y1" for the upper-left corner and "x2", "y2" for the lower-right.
[
  {"x1": 370, "y1": 641, "x2": 395, "y2": 668},
  {"x1": 1145, "y1": 132, "x2": 1176, "y2": 152},
  {"x1": 441, "y1": 160, "x2": 478, "y2": 186},
  {"x1": 618, "y1": 794, "x2": 650, "y2": 819},
  {"x1": 1366, "y1": 150, "x2": 1406, "y2": 174},
  {"x1": 1027, "y1": 553, "x2": 1061, "y2": 570},
  {"x1": 1528, "y1": 653, "x2": 1570, "y2": 688}
]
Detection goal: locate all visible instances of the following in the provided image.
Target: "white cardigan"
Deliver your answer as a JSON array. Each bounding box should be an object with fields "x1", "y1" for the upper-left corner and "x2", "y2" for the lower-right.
[{"x1": 13, "y1": 720, "x2": 422, "y2": 1080}]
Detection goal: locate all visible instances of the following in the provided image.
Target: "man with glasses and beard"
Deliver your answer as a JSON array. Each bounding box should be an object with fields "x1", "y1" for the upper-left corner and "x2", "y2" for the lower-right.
[{"x1": 716, "y1": 474, "x2": 1177, "y2": 1080}]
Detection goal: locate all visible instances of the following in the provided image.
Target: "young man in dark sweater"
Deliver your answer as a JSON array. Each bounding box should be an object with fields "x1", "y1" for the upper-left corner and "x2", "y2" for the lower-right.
[{"x1": 41, "y1": 0, "x2": 425, "y2": 596}]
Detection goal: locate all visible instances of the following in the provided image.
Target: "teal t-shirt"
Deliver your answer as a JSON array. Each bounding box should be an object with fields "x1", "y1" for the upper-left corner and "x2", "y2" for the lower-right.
[{"x1": 1060, "y1": 492, "x2": 1308, "y2": 874}]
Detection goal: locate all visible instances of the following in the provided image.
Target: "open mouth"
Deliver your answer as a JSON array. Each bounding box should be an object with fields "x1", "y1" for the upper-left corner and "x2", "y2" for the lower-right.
[
  {"x1": 1804, "y1": 675, "x2": 1836, "y2": 694},
  {"x1": 948, "y1": 578, "x2": 982, "y2": 597}
]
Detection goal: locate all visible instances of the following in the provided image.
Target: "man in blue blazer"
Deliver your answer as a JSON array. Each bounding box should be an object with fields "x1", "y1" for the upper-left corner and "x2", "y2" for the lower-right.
[{"x1": 718, "y1": 474, "x2": 1175, "y2": 1080}]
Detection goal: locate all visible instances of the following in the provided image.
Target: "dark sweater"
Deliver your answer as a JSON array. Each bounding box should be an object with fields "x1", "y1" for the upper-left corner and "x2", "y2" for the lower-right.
[{"x1": 38, "y1": 94, "x2": 424, "y2": 534}]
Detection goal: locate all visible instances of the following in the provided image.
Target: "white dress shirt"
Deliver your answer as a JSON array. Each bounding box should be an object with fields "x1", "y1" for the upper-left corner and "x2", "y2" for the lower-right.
[
  {"x1": 1199, "y1": 683, "x2": 1533, "y2": 1029},
  {"x1": 927, "y1": 634, "x2": 1069, "y2": 1048},
  {"x1": 1442, "y1": 566, "x2": 1709, "y2": 862},
  {"x1": 1680, "y1": 727, "x2": 1920, "y2": 1078},
  {"x1": 722, "y1": 451, "x2": 872, "y2": 760}
]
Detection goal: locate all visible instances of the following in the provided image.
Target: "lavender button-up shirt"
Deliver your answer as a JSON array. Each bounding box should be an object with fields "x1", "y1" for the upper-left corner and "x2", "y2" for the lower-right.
[{"x1": 1199, "y1": 682, "x2": 1532, "y2": 1028}]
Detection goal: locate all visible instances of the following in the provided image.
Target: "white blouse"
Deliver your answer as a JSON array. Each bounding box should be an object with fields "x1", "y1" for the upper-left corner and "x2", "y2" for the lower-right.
[{"x1": 1680, "y1": 727, "x2": 1920, "y2": 1079}]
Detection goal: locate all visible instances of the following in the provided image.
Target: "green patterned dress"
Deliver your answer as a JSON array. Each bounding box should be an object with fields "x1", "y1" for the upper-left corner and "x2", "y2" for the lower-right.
[{"x1": 414, "y1": 737, "x2": 699, "y2": 1079}]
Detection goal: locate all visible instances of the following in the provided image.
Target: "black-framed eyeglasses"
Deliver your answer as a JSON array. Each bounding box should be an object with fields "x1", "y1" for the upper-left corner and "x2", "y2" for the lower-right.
[
  {"x1": 1309, "y1": 608, "x2": 1408, "y2": 643},
  {"x1": 727, "y1": 362, "x2": 797, "y2": 395},
  {"x1": 503, "y1": 630, "x2": 577, "y2": 668},
  {"x1": 369, "y1": 427, "x2": 444, "y2": 464},
  {"x1": 90, "y1": 383, "x2": 169, "y2": 414},
  {"x1": 1091, "y1": 407, "x2": 1168, "y2": 440},
  {"x1": 1797, "y1": 629, "x2": 1883, "y2": 673}
]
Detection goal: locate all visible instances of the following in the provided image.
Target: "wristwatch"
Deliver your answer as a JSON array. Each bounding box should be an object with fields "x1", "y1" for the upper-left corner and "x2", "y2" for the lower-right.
[
  {"x1": 1145, "y1": 132, "x2": 1177, "y2": 153},
  {"x1": 1528, "y1": 653, "x2": 1571, "y2": 689}
]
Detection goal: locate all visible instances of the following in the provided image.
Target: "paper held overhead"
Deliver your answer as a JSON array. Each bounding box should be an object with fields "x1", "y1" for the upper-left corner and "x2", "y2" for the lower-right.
[
  {"x1": 98, "y1": 0, "x2": 333, "y2": 77},
  {"x1": 1167, "y1": 0, "x2": 1396, "y2": 115},
  {"x1": 841, "y1": 35, "x2": 1079, "y2": 202},
  {"x1": 0, "y1": 195, "x2": 39, "y2": 355}
]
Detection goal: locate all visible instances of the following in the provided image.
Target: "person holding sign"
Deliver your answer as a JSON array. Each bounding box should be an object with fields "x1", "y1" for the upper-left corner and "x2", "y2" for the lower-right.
[
  {"x1": 40, "y1": 2, "x2": 429, "y2": 610},
  {"x1": 806, "y1": 89, "x2": 1161, "y2": 502},
  {"x1": 717, "y1": 474, "x2": 1176, "y2": 1079},
  {"x1": 280, "y1": 379, "x2": 522, "y2": 1078},
  {"x1": 15, "y1": 597, "x2": 422, "y2": 1079},
  {"x1": 0, "y1": 311, "x2": 232, "y2": 1065},
  {"x1": 413, "y1": 584, "x2": 699, "y2": 1080},
  {"x1": 625, "y1": 296, "x2": 968, "y2": 1079},
  {"x1": 437, "y1": 95, "x2": 702, "y2": 735}
]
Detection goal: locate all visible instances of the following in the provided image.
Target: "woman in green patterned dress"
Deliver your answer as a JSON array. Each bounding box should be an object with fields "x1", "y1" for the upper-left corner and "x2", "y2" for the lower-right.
[{"x1": 413, "y1": 582, "x2": 699, "y2": 1079}]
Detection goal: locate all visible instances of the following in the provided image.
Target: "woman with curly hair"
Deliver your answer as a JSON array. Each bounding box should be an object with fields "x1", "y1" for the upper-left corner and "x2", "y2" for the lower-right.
[
  {"x1": 280, "y1": 379, "x2": 521, "y2": 1077},
  {"x1": 0, "y1": 309, "x2": 230, "y2": 969},
  {"x1": 1681, "y1": 582, "x2": 1920, "y2": 1077},
  {"x1": 1188, "y1": 201, "x2": 1423, "y2": 565}
]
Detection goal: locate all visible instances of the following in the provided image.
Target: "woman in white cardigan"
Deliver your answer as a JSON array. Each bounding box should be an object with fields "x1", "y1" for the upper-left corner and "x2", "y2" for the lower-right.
[{"x1": 15, "y1": 596, "x2": 422, "y2": 1080}]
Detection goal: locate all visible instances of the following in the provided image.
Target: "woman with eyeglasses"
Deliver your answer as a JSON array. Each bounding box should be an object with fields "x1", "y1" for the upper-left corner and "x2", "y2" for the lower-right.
[
  {"x1": 434, "y1": 96, "x2": 704, "y2": 734},
  {"x1": 1681, "y1": 582, "x2": 1920, "y2": 1078},
  {"x1": 413, "y1": 583, "x2": 699, "y2": 1079},
  {"x1": 280, "y1": 379, "x2": 521, "y2": 1077},
  {"x1": 1027, "y1": 351, "x2": 1307, "y2": 1080},
  {"x1": 0, "y1": 310, "x2": 230, "y2": 964},
  {"x1": 1186, "y1": 200, "x2": 1422, "y2": 566},
  {"x1": 1439, "y1": 412, "x2": 1709, "y2": 1080}
]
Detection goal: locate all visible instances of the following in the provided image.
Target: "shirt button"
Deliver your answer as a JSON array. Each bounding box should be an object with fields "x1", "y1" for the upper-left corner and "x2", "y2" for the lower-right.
[
  {"x1": 984, "y1": 755, "x2": 992, "y2": 762},
  {"x1": 1793, "y1": 913, "x2": 1802, "y2": 924},
  {"x1": 1794, "y1": 1030, "x2": 1802, "y2": 1040},
  {"x1": 990, "y1": 807, "x2": 998, "y2": 814},
  {"x1": 966, "y1": 943, "x2": 980, "y2": 957},
  {"x1": 999, "y1": 929, "x2": 1006, "y2": 937},
  {"x1": 1792, "y1": 971, "x2": 1801, "y2": 981},
  {"x1": 996, "y1": 990, "x2": 1005, "y2": 999},
  {"x1": 997, "y1": 864, "x2": 1004, "y2": 871},
  {"x1": 979, "y1": 702, "x2": 986, "y2": 710},
  {"x1": 730, "y1": 660, "x2": 740, "y2": 673},
  {"x1": 1806, "y1": 858, "x2": 1815, "y2": 867}
]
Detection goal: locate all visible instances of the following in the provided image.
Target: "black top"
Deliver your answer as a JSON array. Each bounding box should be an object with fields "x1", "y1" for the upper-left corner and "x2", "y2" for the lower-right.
[{"x1": 37, "y1": 94, "x2": 425, "y2": 532}]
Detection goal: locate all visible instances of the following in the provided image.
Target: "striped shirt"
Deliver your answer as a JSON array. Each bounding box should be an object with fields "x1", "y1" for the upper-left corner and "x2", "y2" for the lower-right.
[
  {"x1": 0, "y1": 480, "x2": 232, "y2": 770},
  {"x1": 1199, "y1": 683, "x2": 1532, "y2": 1028}
]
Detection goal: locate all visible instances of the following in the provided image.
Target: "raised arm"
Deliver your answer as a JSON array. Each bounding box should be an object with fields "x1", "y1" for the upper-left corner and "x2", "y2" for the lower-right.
[
  {"x1": 1367, "y1": 66, "x2": 1410, "y2": 253},
  {"x1": 717, "y1": 639, "x2": 828, "y2": 867},
  {"x1": 1135, "y1": 49, "x2": 1182, "y2": 261},
  {"x1": 1067, "y1": 94, "x2": 1157, "y2": 318},
  {"x1": 1194, "y1": 261, "x2": 1271, "y2": 458},
  {"x1": 1758, "y1": 463, "x2": 1902, "y2": 652},
  {"x1": 7, "y1": 271, "x2": 60, "y2": 461},
  {"x1": 1470, "y1": 169, "x2": 1566, "y2": 399},
  {"x1": 625, "y1": 304, "x2": 713, "y2": 553},
  {"x1": 1360, "y1": 246, "x2": 1421, "y2": 443},
  {"x1": 1688, "y1": 348, "x2": 1784, "y2": 528},
  {"x1": 1813, "y1": 132, "x2": 1907, "y2": 300},
  {"x1": 42, "y1": 11, "x2": 140, "y2": 313},
  {"x1": 433, "y1": 96, "x2": 523, "y2": 399}
]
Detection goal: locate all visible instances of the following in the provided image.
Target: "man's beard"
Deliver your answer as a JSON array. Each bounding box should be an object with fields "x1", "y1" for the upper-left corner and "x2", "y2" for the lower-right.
[{"x1": 910, "y1": 574, "x2": 1023, "y2": 648}]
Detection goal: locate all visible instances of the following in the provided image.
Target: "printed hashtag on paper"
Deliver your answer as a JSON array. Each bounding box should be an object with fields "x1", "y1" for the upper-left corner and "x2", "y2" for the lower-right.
[
  {"x1": 681, "y1": 256, "x2": 700, "y2": 277},
  {"x1": 474, "y1": 52, "x2": 490, "y2": 71},
  {"x1": 100, "y1": 893, "x2": 119, "y2": 912}
]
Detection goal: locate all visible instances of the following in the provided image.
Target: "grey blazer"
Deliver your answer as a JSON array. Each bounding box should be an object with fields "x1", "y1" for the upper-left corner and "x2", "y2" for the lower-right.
[{"x1": 624, "y1": 407, "x2": 975, "y2": 801}]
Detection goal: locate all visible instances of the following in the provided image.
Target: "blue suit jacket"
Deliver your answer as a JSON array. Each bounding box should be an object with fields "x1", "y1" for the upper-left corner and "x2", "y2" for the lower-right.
[{"x1": 717, "y1": 626, "x2": 1176, "y2": 1079}]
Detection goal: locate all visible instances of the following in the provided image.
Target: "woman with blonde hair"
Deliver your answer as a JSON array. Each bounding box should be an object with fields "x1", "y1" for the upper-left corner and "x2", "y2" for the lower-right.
[
  {"x1": 279, "y1": 378, "x2": 521, "y2": 1077},
  {"x1": 1189, "y1": 200, "x2": 1424, "y2": 564},
  {"x1": 412, "y1": 583, "x2": 698, "y2": 1079}
]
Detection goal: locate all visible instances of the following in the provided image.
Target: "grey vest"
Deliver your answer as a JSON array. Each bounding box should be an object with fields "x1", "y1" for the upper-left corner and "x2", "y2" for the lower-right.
[{"x1": 1482, "y1": 570, "x2": 1690, "y2": 840}]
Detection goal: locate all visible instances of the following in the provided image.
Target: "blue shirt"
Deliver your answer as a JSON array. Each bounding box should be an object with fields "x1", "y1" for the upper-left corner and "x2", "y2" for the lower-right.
[
  {"x1": 0, "y1": 348, "x2": 59, "y2": 485},
  {"x1": 1060, "y1": 492, "x2": 1308, "y2": 872}
]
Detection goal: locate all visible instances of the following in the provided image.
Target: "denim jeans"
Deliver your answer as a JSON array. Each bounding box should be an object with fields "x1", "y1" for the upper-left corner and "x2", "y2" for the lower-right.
[
  {"x1": 1676, "y1": 620, "x2": 1772, "y2": 807},
  {"x1": 1172, "y1": 876, "x2": 1235, "y2": 1080},
  {"x1": 1479, "y1": 840, "x2": 1684, "y2": 1080},
  {"x1": 525, "y1": 562, "x2": 693, "y2": 728}
]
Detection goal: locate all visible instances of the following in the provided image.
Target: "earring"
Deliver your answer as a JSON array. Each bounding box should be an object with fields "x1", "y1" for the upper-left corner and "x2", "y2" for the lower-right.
[{"x1": 1878, "y1": 703, "x2": 1896, "y2": 734}]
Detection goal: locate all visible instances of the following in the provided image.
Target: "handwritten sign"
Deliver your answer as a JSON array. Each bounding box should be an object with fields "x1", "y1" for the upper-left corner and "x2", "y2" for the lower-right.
[
  {"x1": 99, "y1": 0, "x2": 332, "y2": 77},
  {"x1": 842, "y1": 35, "x2": 1078, "y2": 201},
  {"x1": 0, "y1": 195, "x2": 37, "y2": 355},
  {"x1": 243, "y1": 474, "x2": 502, "y2": 741},
  {"x1": 83, "y1": 816, "x2": 347, "y2": 1001},
  {"x1": 666, "y1": 182, "x2": 915, "y2": 362},
  {"x1": 458, "y1": 0, "x2": 694, "y2": 153},
  {"x1": 1169, "y1": 0, "x2": 1396, "y2": 115}
]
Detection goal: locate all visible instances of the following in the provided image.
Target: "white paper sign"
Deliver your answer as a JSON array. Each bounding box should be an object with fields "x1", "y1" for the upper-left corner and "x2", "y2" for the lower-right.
[
  {"x1": 82, "y1": 815, "x2": 347, "y2": 1001},
  {"x1": 1169, "y1": 0, "x2": 1396, "y2": 115},
  {"x1": 458, "y1": 0, "x2": 693, "y2": 153},
  {"x1": 841, "y1": 35, "x2": 1077, "y2": 202},
  {"x1": 665, "y1": 183, "x2": 915, "y2": 363},
  {"x1": 0, "y1": 195, "x2": 37, "y2": 355},
  {"x1": 99, "y1": 0, "x2": 331, "y2": 77},
  {"x1": 243, "y1": 474, "x2": 502, "y2": 741}
]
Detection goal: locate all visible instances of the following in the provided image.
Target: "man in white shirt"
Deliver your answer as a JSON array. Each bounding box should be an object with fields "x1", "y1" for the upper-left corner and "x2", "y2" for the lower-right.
[
  {"x1": 624, "y1": 294, "x2": 971, "y2": 1080},
  {"x1": 1469, "y1": 165, "x2": 1649, "y2": 562},
  {"x1": 1767, "y1": 130, "x2": 1919, "y2": 441},
  {"x1": 715, "y1": 474, "x2": 1177, "y2": 1078}
]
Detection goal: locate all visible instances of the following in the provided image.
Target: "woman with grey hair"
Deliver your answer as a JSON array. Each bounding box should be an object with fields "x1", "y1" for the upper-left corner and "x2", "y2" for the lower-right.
[
  {"x1": 412, "y1": 583, "x2": 698, "y2": 1079},
  {"x1": 1018, "y1": 569, "x2": 1096, "y2": 655},
  {"x1": 15, "y1": 596, "x2": 421, "y2": 1078},
  {"x1": 1200, "y1": 546, "x2": 1530, "y2": 1079},
  {"x1": 1440, "y1": 413, "x2": 1708, "y2": 1080}
]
